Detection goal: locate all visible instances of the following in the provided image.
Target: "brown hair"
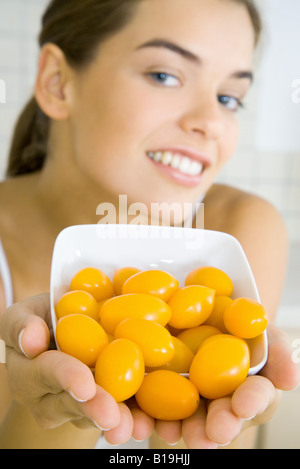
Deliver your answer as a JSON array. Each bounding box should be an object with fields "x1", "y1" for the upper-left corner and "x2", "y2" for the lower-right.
[{"x1": 6, "y1": 0, "x2": 262, "y2": 178}]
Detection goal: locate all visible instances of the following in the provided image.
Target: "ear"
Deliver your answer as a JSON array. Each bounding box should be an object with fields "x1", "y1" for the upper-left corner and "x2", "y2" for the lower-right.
[{"x1": 34, "y1": 43, "x2": 74, "y2": 120}]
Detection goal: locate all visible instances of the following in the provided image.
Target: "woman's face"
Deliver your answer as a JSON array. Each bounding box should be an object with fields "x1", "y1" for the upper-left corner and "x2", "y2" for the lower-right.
[{"x1": 68, "y1": 0, "x2": 255, "y2": 213}]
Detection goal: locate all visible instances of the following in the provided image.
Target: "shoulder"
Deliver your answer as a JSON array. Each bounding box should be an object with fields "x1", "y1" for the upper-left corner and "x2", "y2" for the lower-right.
[
  {"x1": 203, "y1": 184, "x2": 288, "y2": 319},
  {"x1": 204, "y1": 183, "x2": 287, "y2": 238},
  {"x1": 0, "y1": 180, "x2": 13, "y2": 223}
]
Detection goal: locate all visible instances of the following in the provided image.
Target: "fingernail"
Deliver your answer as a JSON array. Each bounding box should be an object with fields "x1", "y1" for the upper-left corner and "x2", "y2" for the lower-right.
[
  {"x1": 68, "y1": 390, "x2": 88, "y2": 403},
  {"x1": 91, "y1": 420, "x2": 111, "y2": 432},
  {"x1": 18, "y1": 329, "x2": 30, "y2": 359},
  {"x1": 241, "y1": 415, "x2": 256, "y2": 421},
  {"x1": 218, "y1": 441, "x2": 232, "y2": 447}
]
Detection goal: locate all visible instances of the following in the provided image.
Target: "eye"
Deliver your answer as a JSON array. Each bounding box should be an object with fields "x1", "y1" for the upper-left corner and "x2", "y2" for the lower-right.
[
  {"x1": 218, "y1": 95, "x2": 244, "y2": 112},
  {"x1": 148, "y1": 72, "x2": 181, "y2": 87}
]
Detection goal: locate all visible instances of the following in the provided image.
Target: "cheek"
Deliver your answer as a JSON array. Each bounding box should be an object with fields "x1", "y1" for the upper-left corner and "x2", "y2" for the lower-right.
[
  {"x1": 77, "y1": 85, "x2": 158, "y2": 156},
  {"x1": 70, "y1": 96, "x2": 132, "y2": 171},
  {"x1": 219, "y1": 119, "x2": 240, "y2": 164}
]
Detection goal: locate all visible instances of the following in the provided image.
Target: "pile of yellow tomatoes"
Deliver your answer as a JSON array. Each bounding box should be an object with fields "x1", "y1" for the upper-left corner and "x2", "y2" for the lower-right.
[{"x1": 55, "y1": 265, "x2": 268, "y2": 421}]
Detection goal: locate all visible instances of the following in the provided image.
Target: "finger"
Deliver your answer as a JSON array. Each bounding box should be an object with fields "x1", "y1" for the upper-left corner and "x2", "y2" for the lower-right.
[
  {"x1": 0, "y1": 294, "x2": 51, "y2": 358},
  {"x1": 29, "y1": 385, "x2": 120, "y2": 432},
  {"x1": 33, "y1": 351, "x2": 97, "y2": 403},
  {"x1": 6, "y1": 348, "x2": 96, "y2": 405},
  {"x1": 155, "y1": 420, "x2": 182, "y2": 446},
  {"x1": 81, "y1": 386, "x2": 121, "y2": 431},
  {"x1": 72, "y1": 418, "x2": 101, "y2": 430},
  {"x1": 127, "y1": 399, "x2": 155, "y2": 442},
  {"x1": 182, "y1": 400, "x2": 218, "y2": 450},
  {"x1": 260, "y1": 324, "x2": 300, "y2": 391},
  {"x1": 231, "y1": 375, "x2": 277, "y2": 420},
  {"x1": 206, "y1": 397, "x2": 242, "y2": 446},
  {"x1": 22, "y1": 293, "x2": 52, "y2": 322},
  {"x1": 104, "y1": 402, "x2": 134, "y2": 446},
  {"x1": 29, "y1": 389, "x2": 92, "y2": 429}
]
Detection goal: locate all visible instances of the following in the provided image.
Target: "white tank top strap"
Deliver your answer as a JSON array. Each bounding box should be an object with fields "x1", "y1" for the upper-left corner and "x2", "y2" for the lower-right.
[{"x1": 0, "y1": 239, "x2": 13, "y2": 308}]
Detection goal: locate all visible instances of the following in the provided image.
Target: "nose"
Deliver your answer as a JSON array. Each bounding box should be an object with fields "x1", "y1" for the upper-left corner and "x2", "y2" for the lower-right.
[{"x1": 179, "y1": 94, "x2": 224, "y2": 140}]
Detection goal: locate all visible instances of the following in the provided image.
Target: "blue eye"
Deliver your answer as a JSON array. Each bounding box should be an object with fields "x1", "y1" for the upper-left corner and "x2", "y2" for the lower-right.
[
  {"x1": 218, "y1": 95, "x2": 244, "y2": 112},
  {"x1": 149, "y1": 72, "x2": 180, "y2": 87}
]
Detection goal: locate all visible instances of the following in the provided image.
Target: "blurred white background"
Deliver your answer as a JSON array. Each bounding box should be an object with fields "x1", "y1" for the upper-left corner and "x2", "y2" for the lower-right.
[{"x1": 0, "y1": 0, "x2": 299, "y2": 449}]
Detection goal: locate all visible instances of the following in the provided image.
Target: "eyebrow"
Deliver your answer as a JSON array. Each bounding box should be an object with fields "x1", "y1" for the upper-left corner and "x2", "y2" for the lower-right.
[{"x1": 136, "y1": 38, "x2": 254, "y2": 83}]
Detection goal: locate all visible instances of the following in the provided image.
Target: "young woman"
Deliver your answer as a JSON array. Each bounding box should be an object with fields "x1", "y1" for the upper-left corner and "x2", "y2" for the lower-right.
[{"x1": 0, "y1": 0, "x2": 299, "y2": 449}]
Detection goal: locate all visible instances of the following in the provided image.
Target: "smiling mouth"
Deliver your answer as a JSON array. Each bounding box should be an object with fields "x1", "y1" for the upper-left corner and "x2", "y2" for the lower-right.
[{"x1": 147, "y1": 150, "x2": 205, "y2": 177}]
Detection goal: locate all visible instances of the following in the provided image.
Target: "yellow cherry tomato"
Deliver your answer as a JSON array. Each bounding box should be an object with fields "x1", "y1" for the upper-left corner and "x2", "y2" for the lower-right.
[
  {"x1": 114, "y1": 318, "x2": 175, "y2": 367},
  {"x1": 98, "y1": 298, "x2": 110, "y2": 311},
  {"x1": 204, "y1": 295, "x2": 233, "y2": 333},
  {"x1": 147, "y1": 336, "x2": 195, "y2": 374},
  {"x1": 168, "y1": 286, "x2": 215, "y2": 329},
  {"x1": 56, "y1": 314, "x2": 108, "y2": 368},
  {"x1": 135, "y1": 370, "x2": 199, "y2": 420},
  {"x1": 113, "y1": 267, "x2": 141, "y2": 296},
  {"x1": 185, "y1": 266, "x2": 233, "y2": 297},
  {"x1": 223, "y1": 297, "x2": 268, "y2": 339},
  {"x1": 122, "y1": 269, "x2": 179, "y2": 302},
  {"x1": 70, "y1": 267, "x2": 114, "y2": 302},
  {"x1": 189, "y1": 334, "x2": 250, "y2": 400},
  {"x1": 94, "y1": 338, "x2": 145, "y2": 403},
  {"x1": 177, "y1": 325, "x2": 221, "y2": 355},
  {"x1": 56, "y1": 290, "x2": 99, "y2": 321},
  {"x1": 99, "y1": 293, "x2": 172, "y2": 335}
]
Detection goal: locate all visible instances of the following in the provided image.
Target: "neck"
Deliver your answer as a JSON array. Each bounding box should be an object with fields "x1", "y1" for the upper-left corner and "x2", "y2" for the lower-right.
[
  {"x1": 35, "y1": 163, "x2": 111, "y2": 232},
  {"x1": 33, "y1": 122, "x2": 150, "y2": 229},
  {"x1": 34, "y1": 145, "x2": 149, "y2": 238}
]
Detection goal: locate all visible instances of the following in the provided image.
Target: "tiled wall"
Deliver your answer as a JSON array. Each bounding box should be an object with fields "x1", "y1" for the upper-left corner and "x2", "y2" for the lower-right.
[
  {"x1": 0, "y1": 0, "x2": 299, "y2": 242},
  {"x1": 0, "y1": 0, "x2": 48, "y2": 176}
]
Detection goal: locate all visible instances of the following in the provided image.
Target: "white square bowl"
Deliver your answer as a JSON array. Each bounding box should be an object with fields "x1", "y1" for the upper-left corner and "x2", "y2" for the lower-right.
[{"x1": 50, "y1": 224, "x2": 268, "y2": 376}]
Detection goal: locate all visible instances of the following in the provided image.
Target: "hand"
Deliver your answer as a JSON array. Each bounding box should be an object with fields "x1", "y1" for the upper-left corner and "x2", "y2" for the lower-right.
[
  {"x1": 0, "y1": 294, "x2": 154, "y2": 445},
  {"x1": 154, "y1": 324, "x2": 300, "y2": 449}
]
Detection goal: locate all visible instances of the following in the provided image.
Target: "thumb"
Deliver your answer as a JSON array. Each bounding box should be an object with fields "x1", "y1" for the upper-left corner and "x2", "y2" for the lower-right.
[{"x1": 0, "y1": 294, "x2": 51, "y2": 358}]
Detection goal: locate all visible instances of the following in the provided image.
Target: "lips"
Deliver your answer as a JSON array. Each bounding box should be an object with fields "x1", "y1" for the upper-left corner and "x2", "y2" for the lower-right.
[{"x1": 146, "y1": 148, "x2": 211, "y2": 186}]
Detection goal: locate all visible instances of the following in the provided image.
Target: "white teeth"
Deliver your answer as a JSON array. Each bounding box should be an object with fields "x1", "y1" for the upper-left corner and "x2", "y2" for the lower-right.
[
  {"x1": 154, "y1": 151, "x2": 162, "y2": 162},
  {"x1": 190, "y1": 160, "x2": 204, "y2": 175},
  {"x1": 147, "y1": 151, "x2": 203, "y2": 176},
  {"x1": 170, "y1": 154, "x2": 181, "y2": 170},
  {"x1": 161, "y1": 151, "x2": 173, "y2": 166},
  {"x1": 179, "y1": 157, "x2": 191, "y2": 174}
]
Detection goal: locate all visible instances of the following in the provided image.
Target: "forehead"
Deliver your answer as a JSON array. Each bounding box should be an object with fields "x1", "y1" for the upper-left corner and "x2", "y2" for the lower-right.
[{"x1": 101, "y1": 0, "x2": 255, "y2": 71}]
